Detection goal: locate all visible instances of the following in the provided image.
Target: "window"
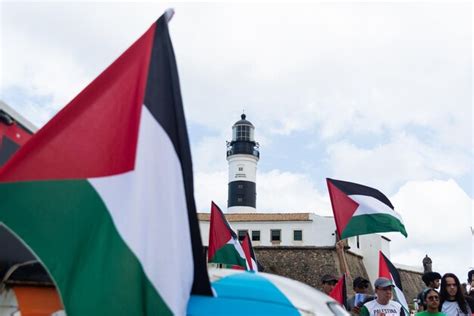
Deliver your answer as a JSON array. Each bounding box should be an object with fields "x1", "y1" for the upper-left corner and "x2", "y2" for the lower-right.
[
  {"x1": 236, "y1": 125, "x2": 251, "y2": 141},
  {"x1": 271, "y1": 229, "x2": 281, "y2": 242},
  {"x1": 252, "y1": 230, "x2": 260, "y2": 241},
  {"x1": 237, "y1": 230, "x2": 248, "y2": 242},
  {"x1": 293, "y1": 230, "x2": 303, "y2": 241}
]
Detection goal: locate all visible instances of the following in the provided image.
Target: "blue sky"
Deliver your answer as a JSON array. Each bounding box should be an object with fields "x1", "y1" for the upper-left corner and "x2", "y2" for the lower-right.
[{"x1": 1, "y1": 2, "x2": 472, "y2": 281}]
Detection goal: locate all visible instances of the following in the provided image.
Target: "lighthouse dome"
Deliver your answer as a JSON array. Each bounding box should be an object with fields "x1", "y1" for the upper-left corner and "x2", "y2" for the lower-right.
[{"x1": 232, "y1": 114, "x2": 255, "y2": 142}]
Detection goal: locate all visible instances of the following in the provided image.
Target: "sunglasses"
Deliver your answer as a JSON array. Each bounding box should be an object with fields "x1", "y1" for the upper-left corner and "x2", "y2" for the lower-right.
[{"x1": 426, "y1": 296, "x2": 439, "y2": 301}]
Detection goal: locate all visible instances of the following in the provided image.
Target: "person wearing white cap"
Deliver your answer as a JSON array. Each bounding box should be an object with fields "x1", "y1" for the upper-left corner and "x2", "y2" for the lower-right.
[{"x1": 359, "y1": 277, "x2": 406, "y2": 316}]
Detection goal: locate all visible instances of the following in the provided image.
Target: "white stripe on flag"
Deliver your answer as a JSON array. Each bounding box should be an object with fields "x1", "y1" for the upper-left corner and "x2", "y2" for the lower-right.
[
  {"x1": 251, "y1": 258, "x2": 258, "y2": 272},
  {"x1": 227, "y1": 237, "x2": 249, "y2": 269},
  {"x1": 350, "y1": 194, "x2": 404, "y2": 222},
  {"x1": 90, "y1": 106, "x2": 193, "y2": 315},
  {"x1": 394, "y1": 285, "x2": 409, "y2": 313}
]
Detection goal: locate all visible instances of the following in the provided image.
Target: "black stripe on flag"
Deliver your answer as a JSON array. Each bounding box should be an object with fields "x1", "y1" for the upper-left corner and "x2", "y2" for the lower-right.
[
  {"x1": 144, "y1": 14, "x2": 212, "y2": 296},
  {"x1": 327, "y1": 178, "x2": 394, "y2": 209},
  {"x1": 381, "y1": 252, "x2": 403, "y2": 290},
  {"x1": 247, "y1": 234, "x2": 257, "y2": 262}
]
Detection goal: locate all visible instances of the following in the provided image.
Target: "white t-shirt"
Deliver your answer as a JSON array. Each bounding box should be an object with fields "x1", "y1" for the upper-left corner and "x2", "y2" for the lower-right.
[
  {"x1": 360, "y1": 299, "x2": 405, "y2": 316},
  {"x1": 441, "y1": 300, "x2": 471, "y2": 316}
]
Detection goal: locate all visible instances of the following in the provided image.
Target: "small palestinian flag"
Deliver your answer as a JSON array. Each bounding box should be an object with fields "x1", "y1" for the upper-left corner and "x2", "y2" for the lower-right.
[
  {"x1": 329, "y1": 274, "x2": 347, "y2": 306},
  {"x1": 326, "y1": 178, "x2": 407, "y2": 239},
  {"x1": 208, "y1": 202, "x2": 248, "y2": 269},
  {"x1": 241, "y1": 232, "x2": 258, "y2": 272},
  {"x1": 379, "y1": 251, "x2": 409, "y2": 314}
]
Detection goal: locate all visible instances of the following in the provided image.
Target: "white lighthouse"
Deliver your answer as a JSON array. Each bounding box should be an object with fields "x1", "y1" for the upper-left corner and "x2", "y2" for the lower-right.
[{"x1": 226, "y1": 114, "x2": 259, "y2": 213}]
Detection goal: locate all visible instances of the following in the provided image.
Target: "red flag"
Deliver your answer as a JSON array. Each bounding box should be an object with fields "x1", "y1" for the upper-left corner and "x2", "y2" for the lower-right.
[
  {"x1": 208, "y1": 202, "x2": 248, "y2": 269},
  {"x1": 329, "y1": 274, "x2": 346, "y2": 305},
  {"x1": 327, "y1": 178, "x2": 407, "y2": 239},
  {"x1": 379, "y1": 251, "x2": 409, "y2": 313},
  {"x1": 241, "y1": 232, "x2": 258, "y2": 272}
]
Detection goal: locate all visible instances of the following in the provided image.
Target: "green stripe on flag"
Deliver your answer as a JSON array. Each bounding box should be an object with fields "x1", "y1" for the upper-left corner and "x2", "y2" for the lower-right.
[
  {"x1": 0, "y1": 180, "x2": 171, "y2": 316},
  {"x1": 209, "y1": 243, "x2": 247, "y2": 268},
  {"x1": 341, "y1": 213, "x2": 407, "y2": 239}
]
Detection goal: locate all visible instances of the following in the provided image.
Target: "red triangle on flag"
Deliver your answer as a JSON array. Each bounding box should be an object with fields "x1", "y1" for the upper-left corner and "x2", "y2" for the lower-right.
[
  {"x1": 329, "y1": 274, "x2": 346, "y2": 305},
  {"x1": 327, "y1": 179, "x2": 359, "y2": 238},
  {"x1": 208, "y1": 202, "x2": 233, "y2": 261},
  {"x1": 378, "y1": 251, "x2": 391, "y2": 279}
]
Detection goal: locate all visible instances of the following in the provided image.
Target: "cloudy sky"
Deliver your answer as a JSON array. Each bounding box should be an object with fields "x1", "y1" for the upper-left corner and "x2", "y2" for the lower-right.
[{"x1": 1, "y1": 2, "x2": 472, "y2": 281}]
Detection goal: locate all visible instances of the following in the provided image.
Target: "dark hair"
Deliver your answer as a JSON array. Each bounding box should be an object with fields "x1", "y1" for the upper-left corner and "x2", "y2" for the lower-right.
[
  {"x1": 468, "y1": 270, "x2": 474, "y2": 283},
  {"x1": 440, "y1": 273, "x2": 468, "y2": 314},
  {"x1": 423, "y1": 288, "x2": 439, "y2": 301},
  {"x1": 353, "y1": 276, "x2": 370, "y2": 289},
  {"x1": 422, "y1": 272, "x2": 442, "y2": 287}
]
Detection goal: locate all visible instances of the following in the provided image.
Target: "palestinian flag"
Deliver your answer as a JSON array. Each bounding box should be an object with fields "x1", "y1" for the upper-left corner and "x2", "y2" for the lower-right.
[
  {"x1": 0, "y1": 11, "x2": 212, "y2": 316},
  {"x1": 326, "y1": 178, "x2": 407, "y2": 239},
  {"x1": 379, "y1": 251, "x2": 409, "y2": 314},
  {"x1": 208, "y1": 202, "x2": 248, "y2": 269},
  {"x1": 241, "y1": 232, "x2": 258, "y2": 272},
  {"x1": 329, "y1": 274, "x2": 347, "y2": 306}
]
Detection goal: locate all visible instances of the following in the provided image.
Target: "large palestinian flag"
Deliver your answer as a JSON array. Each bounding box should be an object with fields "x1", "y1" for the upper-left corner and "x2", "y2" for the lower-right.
[
  {"x1": 241, "y1": 232, "x2": 258, "y2": 272},
  {"x1": 379, "y1": 251, "x2": 409, "y2": 314},
  {"x1": 208, "y1": 202, "x2": 248, "y2": 269},
  {"x1": 326, "y1": 178, "x2": 407, "y2": 239},
  {"x1": 0, "y1": 11, "x2": 211, "y2": 315}
]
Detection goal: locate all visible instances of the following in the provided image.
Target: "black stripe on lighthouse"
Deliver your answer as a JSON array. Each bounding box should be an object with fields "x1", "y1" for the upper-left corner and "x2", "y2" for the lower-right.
[{"x1": 228, "y1": 181, "x2": 256, "y2": 208}]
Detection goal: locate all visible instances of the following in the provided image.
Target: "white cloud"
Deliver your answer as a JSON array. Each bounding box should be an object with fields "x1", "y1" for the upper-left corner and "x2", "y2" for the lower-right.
[
  {"x1": 191, "y1": 135, "x2": 228, "y2": 173},
  {"x1": 1, "y1": 17, "x2": 90, "y2": 112},
  {"x1": 326, "y1": 133, "x2": 471, "y2": 193},
  {"x1": 257, "y1": 170, "x2": 331, "y2": 214},
  {"x1": 194, "y1": 168, "x2": 332, "y2": 215},
  {"x1": 389, "y1": 179, "x2": 472, "y2": 280},
  {"x1": 2, "y1": 4, "x2": 470, "y2": 155},
  {"x1": 194, "y1": 170, "x2": 228, "y2": 212}
]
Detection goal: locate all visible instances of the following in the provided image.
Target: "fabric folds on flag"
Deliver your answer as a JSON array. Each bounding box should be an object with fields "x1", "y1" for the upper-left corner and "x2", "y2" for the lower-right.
[
  {"x1": 379, "y1": 251, "x2": 409, "y2": 314},
  {"x1": 241, "y1": 232, "x2": 258, "y2": 272},
  {"x1": 329, "y1": 274, "x2": 347, "y2": 306},
  {"x1": 208, "y1": 202, "x2": 248, "y2": 269},
  {"x1": 326, "y1": 178, "x2": 407, "y2": 239},
  {"x1": 0, "y1": 11, "x2": 211, "y2": 316}
]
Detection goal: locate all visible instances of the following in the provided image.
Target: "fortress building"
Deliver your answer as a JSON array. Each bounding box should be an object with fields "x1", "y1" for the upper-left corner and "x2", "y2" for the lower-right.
[{"x1": 198, "y1": 114, "x2": 424, "y2": 302}]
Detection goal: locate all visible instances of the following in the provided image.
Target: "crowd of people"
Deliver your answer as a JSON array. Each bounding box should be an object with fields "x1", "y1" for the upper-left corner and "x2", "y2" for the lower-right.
[{"x1": 321, "y1": 270, "x2": 474, "y2": 316}]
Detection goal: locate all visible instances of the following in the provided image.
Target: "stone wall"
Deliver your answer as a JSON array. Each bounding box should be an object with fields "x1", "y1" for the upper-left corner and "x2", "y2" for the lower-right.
[
  {"x1": 205, "y1": 246, "x2": 424, "y2": 303},
  {"x1": 399, "y1": 268, "x2": 424, "y2": 304},
  {"x1": 254, "y1": 246, "x2": 371, "y2": 294},
  {"x1": 254, "y1": 246, "x2": 423, "y2": 302}
]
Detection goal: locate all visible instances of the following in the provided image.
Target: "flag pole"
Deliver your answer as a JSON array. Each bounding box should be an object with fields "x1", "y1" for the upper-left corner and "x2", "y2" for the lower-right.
[{"x1": 335, "y1": 239, "x2": 352, "y2": 286}]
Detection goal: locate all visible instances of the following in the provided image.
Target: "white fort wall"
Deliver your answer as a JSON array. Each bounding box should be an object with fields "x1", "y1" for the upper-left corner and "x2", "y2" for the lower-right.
[{"x1": 200, "y1": 214, "x2": 335, "y2": 247}]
